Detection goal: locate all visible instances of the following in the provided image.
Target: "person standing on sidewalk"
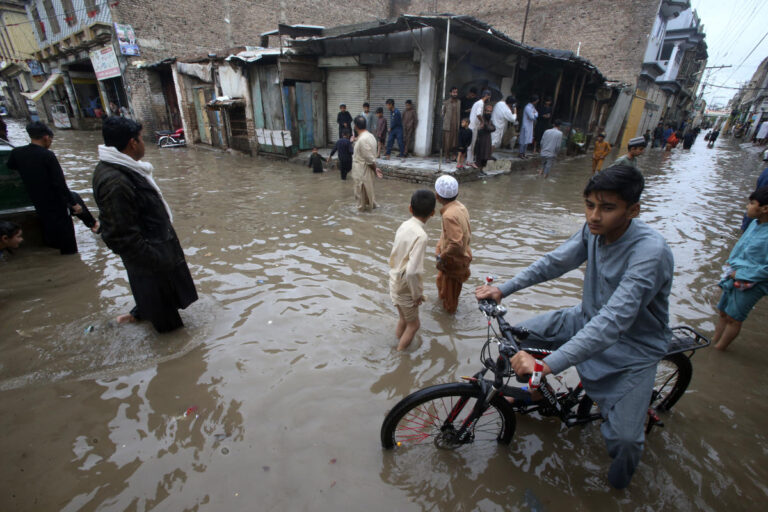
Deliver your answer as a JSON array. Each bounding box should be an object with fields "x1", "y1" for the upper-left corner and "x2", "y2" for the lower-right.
[
  {"x1": 402, "y1": 99, "x2": 418, "y2": 157},
  {"x1": 434, "y1": 175, "x2": 472, "y2": 314},
  {"x1": 518, "y1": 95, "x2": 539, "y2": 158},
  {"x1": 442, "y1": 86, "x2": 461, "y2": 161},
  {"x1": 7, "y1": 121, "x2": 87, "y2": 254},
  {"x1": 467, "y1": 89, "x2": 491, "y2": 168},
  {"x1": 538, "y1": 119, "x2": 563, "y2": 178},
  {"x1": 384, "y1": 99, "x2": 405, "y2": 159},
  {"x1": 93, "y1": 117, "x2": 198, "y2": 333}
]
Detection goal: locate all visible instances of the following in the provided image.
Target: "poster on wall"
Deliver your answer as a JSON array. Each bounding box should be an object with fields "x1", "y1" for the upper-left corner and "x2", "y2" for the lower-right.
[
  {"x1": 115, "y1": 23, "x2": 140, "y2": 56},
  {"x1": 89, "y1": 47, "x2": 121, "y2": 80}
]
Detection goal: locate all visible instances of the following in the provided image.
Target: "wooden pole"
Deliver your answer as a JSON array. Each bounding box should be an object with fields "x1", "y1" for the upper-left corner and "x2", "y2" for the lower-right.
[
  {"x1": 573, "y1": 73, "x2": 587, "y2": 122},
  {"x1": 551, "y1": 69, "x2": 563, "y2": 113}
]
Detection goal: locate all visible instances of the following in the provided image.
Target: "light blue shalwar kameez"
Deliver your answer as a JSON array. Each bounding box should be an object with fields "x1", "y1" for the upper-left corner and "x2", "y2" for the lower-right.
[{"x1": 498, "y1": 220, "x2": 674, "y2": 488}]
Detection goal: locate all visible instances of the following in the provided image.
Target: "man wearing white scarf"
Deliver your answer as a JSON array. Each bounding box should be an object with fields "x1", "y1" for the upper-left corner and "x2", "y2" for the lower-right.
[{"x1": 93, "y1": 117, "x2": 197, "y2": 332}]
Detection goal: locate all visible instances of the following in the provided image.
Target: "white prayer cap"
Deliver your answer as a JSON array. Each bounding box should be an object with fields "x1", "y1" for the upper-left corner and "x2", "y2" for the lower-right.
[{"x1": 435, "y1": 174, "x2": 459, "y2": 199}]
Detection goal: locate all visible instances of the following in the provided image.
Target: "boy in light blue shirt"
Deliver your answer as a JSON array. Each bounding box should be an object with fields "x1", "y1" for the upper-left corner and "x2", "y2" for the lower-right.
[{"x1": 713, "y1": 186, "x2": 768, "y2": 350}]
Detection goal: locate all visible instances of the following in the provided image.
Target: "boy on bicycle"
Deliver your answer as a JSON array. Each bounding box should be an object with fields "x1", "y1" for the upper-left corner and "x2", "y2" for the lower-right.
[{"x1": 476, "y1": 164, "x2": 674, "y2": 489}]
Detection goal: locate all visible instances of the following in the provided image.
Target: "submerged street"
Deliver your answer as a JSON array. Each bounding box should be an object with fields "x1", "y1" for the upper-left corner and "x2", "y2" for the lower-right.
[{"x1": 1, "y1": 119, "x2": 767, "y2": 510}]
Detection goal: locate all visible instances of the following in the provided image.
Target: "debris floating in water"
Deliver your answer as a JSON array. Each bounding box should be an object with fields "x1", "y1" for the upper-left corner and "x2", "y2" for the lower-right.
[
  {"x1": 84, "y1": 325, "x2": 95, "y2": 333},
  {"x1": 184, "y1": 406, "x2": 198, "y2": 417}
]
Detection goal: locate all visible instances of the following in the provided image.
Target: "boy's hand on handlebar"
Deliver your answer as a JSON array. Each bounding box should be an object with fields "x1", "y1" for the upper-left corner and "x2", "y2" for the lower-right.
[
  {"x1": 475, "y1": 285, "x2": 502, "y2": 304},
  {"x1": 511, "y1": 351, "x2": 551, "y2": 378}
]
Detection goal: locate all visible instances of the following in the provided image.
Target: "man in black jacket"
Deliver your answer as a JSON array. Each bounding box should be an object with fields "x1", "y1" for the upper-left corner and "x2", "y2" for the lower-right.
[
  {"x1": 93, "y1": 117, "x2": 197, "y2": 332},
  {"x1": 7, "y1": 121, "x2": 82, "y2": 254}
]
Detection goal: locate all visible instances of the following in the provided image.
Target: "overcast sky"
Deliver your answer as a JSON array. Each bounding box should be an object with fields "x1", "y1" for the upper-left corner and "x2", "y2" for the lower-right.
[{"x1": 691, "y1": 0, "x2": 768, "y2": 107}]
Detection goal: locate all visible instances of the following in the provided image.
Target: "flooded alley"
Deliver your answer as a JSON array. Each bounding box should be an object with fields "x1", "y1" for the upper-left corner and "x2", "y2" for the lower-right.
[{"x1": 2, "y1": 119, "x2": 767, "y2": 511}]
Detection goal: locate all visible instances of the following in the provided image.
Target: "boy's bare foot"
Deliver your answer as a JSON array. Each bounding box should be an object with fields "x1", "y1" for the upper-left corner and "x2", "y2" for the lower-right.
[
  {"x1": 116, "y1": 313, "x2": 137, "y2": 324},
  {"x1": 91, "y1": 221, "x2": 101, "y2": 233}
]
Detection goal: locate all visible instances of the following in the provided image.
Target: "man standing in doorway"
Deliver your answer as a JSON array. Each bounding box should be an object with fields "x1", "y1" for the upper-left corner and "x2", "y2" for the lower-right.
[
  {"x1": 467, "y1": 89, "x2": 491, "y2": 168},
  {"x1": 7, "y1": 121, "x2": 83, "y2": 254},
  {"x1": 384, "y1": 99, "x2": 405, "y2": 159},
  {"x1": 519, "y1": 95, "x2": 539, "y2": 158},
  {"x1": 461, "y1": 87, "x2": 478, "y2": 119},
  {"x1": 402, "y1": 99, "x2": 418, "y2": 157},
  {"x1": 93, "y1": 117, "x2": 198, "y2": 332},
  {"x1": 351, "y1": 115, "x2": 383, "y2": 210},
  {"x1": 442, "y1": 86, "x2": 461, "y2": 160},
  {"x1": 491, "y1": 96, "x2": 517, "y2": 151}
]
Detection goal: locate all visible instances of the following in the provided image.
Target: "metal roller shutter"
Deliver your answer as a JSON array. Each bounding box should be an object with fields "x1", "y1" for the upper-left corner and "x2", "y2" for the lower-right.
[
  {"x1": 326, "y1": 68, "x2": 367, "y2": 143},
  {"x1": 368, "y1": 57, "x2": 420, "y2": 124}
]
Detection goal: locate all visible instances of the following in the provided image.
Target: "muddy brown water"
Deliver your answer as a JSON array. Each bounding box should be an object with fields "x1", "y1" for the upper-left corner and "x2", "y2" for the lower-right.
[{"x1": 1, "y1": 119, "x2": 767, "y2": 511}]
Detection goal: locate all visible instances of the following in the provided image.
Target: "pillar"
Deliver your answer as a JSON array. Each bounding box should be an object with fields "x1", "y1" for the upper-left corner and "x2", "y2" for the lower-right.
[{"x1": 415, "y1": 27, "x2": 437, "y2": 157}]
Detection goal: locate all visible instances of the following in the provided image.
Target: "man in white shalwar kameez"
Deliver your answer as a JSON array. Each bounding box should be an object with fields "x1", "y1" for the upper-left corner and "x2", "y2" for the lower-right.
[
  {"x1": 519, "y1": 95, "x2": 539, "y2": 158},
  {"x1": 350, "y1": 115, "x2": 382, "y2": 211},
  {"x1": 491, "y1": 96, "x2": 517, "y2": 150}
]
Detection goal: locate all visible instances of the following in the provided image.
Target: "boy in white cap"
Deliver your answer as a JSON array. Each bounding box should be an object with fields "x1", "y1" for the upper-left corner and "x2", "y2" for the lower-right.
[
  {"x1": 434, "y1": 174, "x2": 472, "y2": 314},
  {"x1": 389, "y1": 189, "x2": 436, "y2": 350},
  {"x1": 612, "y1": 137, "x2": 646, "y2": 170}
]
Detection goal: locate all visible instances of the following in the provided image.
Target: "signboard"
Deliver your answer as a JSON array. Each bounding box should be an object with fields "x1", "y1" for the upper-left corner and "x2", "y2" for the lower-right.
[
  {"x1": 51, "y1": 103, "x2": 71, "y2": 129},
  {"x1": 115, "y1": 23, "x2": 140, "y2": 56},
  {"x1": 89, "y1": 46, "x2": 121, "y2": 80}
]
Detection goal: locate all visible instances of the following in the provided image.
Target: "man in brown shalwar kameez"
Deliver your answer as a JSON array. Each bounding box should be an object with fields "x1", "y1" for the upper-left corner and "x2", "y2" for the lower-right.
[
  {"x1": 351, "y1": 115, "x2": 382, "y2": 211},
  {"x1": 442, "y1": 86, "x2": 461, "y2": 160},
  {"x1": 434, "y1": 175, "x2": 472, "y2": 314},
  {"x1": 402, "y1": 100, "x2": 418, "y2": 157}
]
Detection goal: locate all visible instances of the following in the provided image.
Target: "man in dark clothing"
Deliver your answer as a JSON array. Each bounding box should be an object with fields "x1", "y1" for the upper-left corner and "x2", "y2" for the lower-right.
[
  {"x1": 682, "y1": 130, "x2": 696, "y2": 149},
  {"x1": 7, "y1": 121, "x2": 82, "y2": 254},
  {"x1": 652, "y1": 123, "x2": 664, "y2": 148},
  {"x1": 336, "y1": 104, "x2": 353, "y2": 141},
  {"x1": 93, "y1": 117, "x2": 197, "y2": 333},
  {"x1": 384, "y1": 98, "x2": 405, "y2": 159},
  {"x1": 461, "y1": 87, "x2": 478, "y2": 118},
  {"x1": 307, "y1": 147, "x2": 326, "y2": 173},
  {"x1": 328, "y1": 131, "x2": 353, "y2": 180}
]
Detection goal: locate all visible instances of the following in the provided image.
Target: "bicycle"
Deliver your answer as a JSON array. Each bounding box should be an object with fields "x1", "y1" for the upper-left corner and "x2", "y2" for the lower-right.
[{"x1": 380, "y1": 299, "x2": 709, "y2": 450}]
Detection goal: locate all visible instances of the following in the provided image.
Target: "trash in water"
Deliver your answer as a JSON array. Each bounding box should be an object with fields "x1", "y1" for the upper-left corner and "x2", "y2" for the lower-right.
[
  {"x1": 16, "y1": 329, "x2": 31, "y2": 338},
  {"x1": 213, "y1": 433, "x2": 229, "y2": 441},
  {"x1": 84, "y1": 325, "x2": 95, "y2": 333},
  {"x1": 221, "y1": 447, "x2": 230, "y2": 455},
  {"x1": 329, "y1": 458, "x2": 337, "y2": 464},
  {"x1": 257, "y1": 279, "x2": 264, "y2": 284},
  {"x1": 184, "y1": 406, "x2": 198, "y2": 417}
]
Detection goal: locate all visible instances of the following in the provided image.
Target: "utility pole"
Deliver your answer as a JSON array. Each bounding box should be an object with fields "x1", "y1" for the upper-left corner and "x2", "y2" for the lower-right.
[
  {"x1": 521, "y1": 0, "x2": 532, "y2": 44},
  {"x1": 697, "y1": 65, "x2": 733, "y2": 103}
]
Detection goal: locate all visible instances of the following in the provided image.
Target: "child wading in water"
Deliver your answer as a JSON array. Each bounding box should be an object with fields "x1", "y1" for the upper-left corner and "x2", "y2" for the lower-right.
[
  {"x1": 389, "y1": 189, "x2": 436, "y2": 350},
  {"x1": 0, "y1": 221, "x2": 23, "y2": 260},
  {"x1": 712, "y1": 186, "x2": 768, "y2": 350}
]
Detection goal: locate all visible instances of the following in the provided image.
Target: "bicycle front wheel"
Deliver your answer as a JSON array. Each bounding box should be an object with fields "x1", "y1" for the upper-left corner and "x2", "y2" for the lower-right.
[
  {"x1": 652, "y1": 353, "x2": 692, "y2": 412},
  {"x1": 380, "y1": 382, "x2": 516, "y2": 450}
]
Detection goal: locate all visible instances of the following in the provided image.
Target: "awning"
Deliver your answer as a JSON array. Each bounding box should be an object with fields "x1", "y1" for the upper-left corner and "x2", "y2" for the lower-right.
[{"x1": 21, "y1": 73, "x2": 62, "y2": 102}]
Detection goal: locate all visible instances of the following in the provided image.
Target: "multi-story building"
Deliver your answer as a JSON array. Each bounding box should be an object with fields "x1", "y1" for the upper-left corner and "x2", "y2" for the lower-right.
[
  {"x1": 0, "y1": 0, "x2": 44, "y2": 119},
  {"x1": 733, "y1": 56, "x2": 768, "y2": 140}
]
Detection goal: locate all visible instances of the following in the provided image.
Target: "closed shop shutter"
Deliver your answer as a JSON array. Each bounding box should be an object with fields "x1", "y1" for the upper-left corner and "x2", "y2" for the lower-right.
[
  {"x1": 368, "y1": 56, "x2": 420, "y2": 125},
  {"x1": 326, "y1": 68, "x2": 367, "y2": 143}
]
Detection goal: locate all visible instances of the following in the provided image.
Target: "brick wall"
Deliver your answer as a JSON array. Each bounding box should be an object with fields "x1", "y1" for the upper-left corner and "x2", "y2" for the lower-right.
[
  {"x1": 109, "y1": 0, "x2": 391, "y2": 135},
  {"x1": 393, "y1": 0, "x2": 660, "y2": 85}
]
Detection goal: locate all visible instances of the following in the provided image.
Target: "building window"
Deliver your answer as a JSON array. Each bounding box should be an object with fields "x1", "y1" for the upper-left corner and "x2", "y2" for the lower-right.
[
  {"x1": 85, "y1": 0, "x2": 100, "y2": 17},
  {"x1": 62, "y1": 0, "x2": 77, "y2": 26},
  {"x1": 659, "y1": 43, "x2": 674, "y2": 61},
  {"x1": 31, "y1": 5, "x2": 46, "y2": 40},
  {"x1": 42, "y1": 0, "x2": 61, "y2": 34}
]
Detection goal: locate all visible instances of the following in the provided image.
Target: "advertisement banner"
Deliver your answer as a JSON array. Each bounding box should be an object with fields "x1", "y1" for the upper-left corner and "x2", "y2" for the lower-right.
[
  {"x1": 115, "y1": 23, "x2": 140, "y2": 56},
  {"x1": 89, "y1": 46, "x2": 121, "y2": 80}
]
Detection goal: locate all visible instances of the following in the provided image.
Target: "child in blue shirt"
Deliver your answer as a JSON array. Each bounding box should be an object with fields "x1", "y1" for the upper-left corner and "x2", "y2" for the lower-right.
[{"x1": 713, "y1": 186, "x2": 768, "y2": 350}]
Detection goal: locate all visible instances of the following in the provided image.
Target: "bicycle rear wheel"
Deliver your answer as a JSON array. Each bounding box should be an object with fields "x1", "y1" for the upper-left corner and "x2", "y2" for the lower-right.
[
  {"x1": 380, "y1": 382, "x2": 516, "y2": 450},
  {"x1": 652, "y1": 353, "x2": 692, "y2": 412}
]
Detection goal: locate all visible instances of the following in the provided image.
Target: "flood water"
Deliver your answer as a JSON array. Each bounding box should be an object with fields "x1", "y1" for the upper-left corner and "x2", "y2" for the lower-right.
[{"x1": 2, "y1": 119, "x2": 767, "y2": 511}]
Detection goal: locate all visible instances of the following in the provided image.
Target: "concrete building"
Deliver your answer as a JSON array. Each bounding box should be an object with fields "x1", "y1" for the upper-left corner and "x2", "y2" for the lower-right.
[
  {"x1": 620, "y1": 2, "x2": 707, "y2": 148},
  {"x1": 731, "y1": 56, "x2": 768, "y2": 140},
  {"x1": 0, "y1": 0, "x2": 45, "y2": 120}
]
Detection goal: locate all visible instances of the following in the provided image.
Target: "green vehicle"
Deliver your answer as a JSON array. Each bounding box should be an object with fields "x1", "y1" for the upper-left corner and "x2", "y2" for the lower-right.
[{"x1": 0, "y1": 140, "x2": 33, "y2": 215}]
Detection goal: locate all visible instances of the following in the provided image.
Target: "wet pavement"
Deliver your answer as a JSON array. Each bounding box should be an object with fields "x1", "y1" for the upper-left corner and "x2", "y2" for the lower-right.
[{"x1": 2, "y1": 118, "x2": 767, "y2": 511}]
